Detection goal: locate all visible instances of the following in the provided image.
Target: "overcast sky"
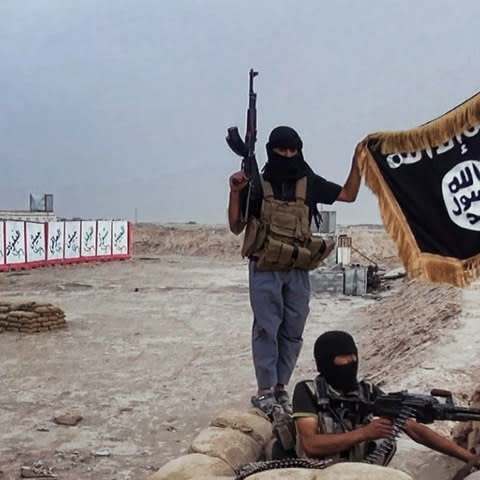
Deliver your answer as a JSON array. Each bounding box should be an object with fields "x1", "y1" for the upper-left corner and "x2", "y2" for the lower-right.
[{"x1": 1, "y1": 0, "x2": 479, "y2": 225}]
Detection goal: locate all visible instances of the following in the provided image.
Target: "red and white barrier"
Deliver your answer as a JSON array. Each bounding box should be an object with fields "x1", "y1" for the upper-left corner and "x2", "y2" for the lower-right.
[{"x1": 0, "y1": 220, "x2": 131, "y2": 271}]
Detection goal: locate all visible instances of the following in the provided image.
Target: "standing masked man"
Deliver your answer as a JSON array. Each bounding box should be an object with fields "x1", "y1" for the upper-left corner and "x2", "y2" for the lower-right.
[{"x1": 228, "y1": 126, "x2": 361, "y2": 416}]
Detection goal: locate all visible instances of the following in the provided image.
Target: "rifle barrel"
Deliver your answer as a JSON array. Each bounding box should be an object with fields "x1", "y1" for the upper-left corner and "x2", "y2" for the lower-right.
[{"x1": 440, "y1": 406, "x2": 480, "y2": 422}]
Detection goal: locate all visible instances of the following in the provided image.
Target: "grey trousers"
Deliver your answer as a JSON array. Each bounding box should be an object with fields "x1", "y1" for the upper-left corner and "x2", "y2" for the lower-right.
[{"x1": 248, "y1": 260, "x2": 310, "y2": 389}]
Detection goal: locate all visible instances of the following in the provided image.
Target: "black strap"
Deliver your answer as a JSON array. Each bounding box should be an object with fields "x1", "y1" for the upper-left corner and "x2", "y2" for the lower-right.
[{"x1": 313, "y1": 375, "x2": 330, "y2": 410}]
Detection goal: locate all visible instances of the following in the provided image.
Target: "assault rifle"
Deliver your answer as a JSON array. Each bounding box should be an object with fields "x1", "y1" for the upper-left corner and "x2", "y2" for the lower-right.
[
  {"x1": 334, "y1": 388, "x2": 480, "y2": 424},
  {"x1": 226, "y1": 69, "x2": 262, "y2": 222}
]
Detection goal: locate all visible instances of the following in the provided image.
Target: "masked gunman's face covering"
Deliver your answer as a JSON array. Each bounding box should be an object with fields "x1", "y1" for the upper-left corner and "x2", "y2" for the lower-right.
[
  {"x1": 263, "y1": 126, "x2": 309, "y2": 183},
  {"x1": 272, "y1": 147, "x2": 298, "y2": 158},
  {"x1": 314, "y1": 331, "x2": 359, "y2": 393}
]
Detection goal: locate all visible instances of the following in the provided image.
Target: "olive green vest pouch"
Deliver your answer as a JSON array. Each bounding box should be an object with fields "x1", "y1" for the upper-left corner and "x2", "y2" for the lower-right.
[
  {"x1": 241, "y1": 176, "x2": 331, "y2": 271},
  {"x1": 307, "y1": 236, "x2": 328, "y2": 269},
  {"x1": 255, "y1": 237, "x2": 296, "y2": 271},
  {"x1": 291, "y1": 246, "x2": 311, "y2": 270},
  {"x1": 269, "y1": 211, "x2": 302, "y2": 240},
  {"x1": 241, "y1": 217, "x2": 267, "y2": 258}
]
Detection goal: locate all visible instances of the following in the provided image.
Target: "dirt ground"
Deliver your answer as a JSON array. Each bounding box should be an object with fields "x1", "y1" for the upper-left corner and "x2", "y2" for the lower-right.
[{"x1": 0, "y1": 224, "x2": 479, "y2": 480}]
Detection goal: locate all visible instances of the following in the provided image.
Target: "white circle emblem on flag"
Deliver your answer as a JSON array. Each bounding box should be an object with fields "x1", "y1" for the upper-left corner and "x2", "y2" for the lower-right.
[{"x1": 442, "y1": 160, "x2": 480, "y2": 231}]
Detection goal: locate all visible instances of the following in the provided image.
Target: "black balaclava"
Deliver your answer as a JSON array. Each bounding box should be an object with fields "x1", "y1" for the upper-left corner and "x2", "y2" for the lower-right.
[
  {"x1": 314, "y1": 330, "x2": 359, "y2": 393},
  {"x1": 262, "y1": 126, "x2": 309, "y2": 183}
]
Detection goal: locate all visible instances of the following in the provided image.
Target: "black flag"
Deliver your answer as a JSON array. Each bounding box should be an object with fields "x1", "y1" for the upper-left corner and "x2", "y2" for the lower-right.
[{"x1": 355, "y1": 92, "x2": 480, "y2": 286}]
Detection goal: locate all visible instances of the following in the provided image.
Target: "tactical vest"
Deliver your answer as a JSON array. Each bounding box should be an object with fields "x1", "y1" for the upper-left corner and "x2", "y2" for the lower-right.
[
  {"x1": 241, "y1": 176, "x2": 327, "y2": 271},
  {"x1": 299, "y1": 377, "x2": 396, "y2": 465}
]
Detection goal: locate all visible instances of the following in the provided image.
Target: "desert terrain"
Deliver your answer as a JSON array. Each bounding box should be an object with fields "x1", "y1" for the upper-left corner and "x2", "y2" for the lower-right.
[{"x1": 0, "y1": 223, "x2": 479, "y2": 480}]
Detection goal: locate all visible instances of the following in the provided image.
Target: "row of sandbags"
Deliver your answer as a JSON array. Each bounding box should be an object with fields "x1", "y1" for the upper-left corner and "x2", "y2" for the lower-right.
[
  {"x1": 0, "y1": 301, "x2": 66, "y2": 333},
  {"x1": 145, "y1": 407, "x2": 414, "y2": 480}
]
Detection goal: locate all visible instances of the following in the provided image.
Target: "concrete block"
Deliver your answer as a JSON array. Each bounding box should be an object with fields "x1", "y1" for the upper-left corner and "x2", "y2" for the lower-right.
[{"x1": 310, "y1": 269, "x2": 344, "y2": 294}]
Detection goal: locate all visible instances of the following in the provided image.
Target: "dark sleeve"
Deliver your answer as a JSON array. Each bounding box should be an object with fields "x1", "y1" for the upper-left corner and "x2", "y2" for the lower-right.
[
  {"x1": 292, "y1": 381, "x2": 318, "y2": 419},
  {"x1": 306, "y1": 172, "x2": 342, "y2": 206}
]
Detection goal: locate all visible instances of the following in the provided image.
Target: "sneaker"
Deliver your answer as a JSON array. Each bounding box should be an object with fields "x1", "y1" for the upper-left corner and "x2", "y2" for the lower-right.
[
  {"x1": 251, "y1": 392, "x2": 275, "y2": 416},
  {"x1": 274, "y1": 389, "x2": 292, "y2": 414}
]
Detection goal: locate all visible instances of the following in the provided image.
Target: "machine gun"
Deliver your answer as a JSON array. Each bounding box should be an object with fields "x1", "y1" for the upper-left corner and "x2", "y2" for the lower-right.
[
  {"x1": 226, "y1": 69, "x2": 262, "y2": 222},
  {"x1": 333, "y1": 388, "x2": 480, "y2": 466},
  {"x1": 237, "y1": 388, "x2": 480, "y2": 478},
  {"x1": 335, "y1": 388, "x2": 480, "y2": 424}
]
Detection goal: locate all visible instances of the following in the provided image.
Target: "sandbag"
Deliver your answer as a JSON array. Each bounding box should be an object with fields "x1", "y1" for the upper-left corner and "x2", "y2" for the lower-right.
[
  {"x1": 210, "y1": 408, "x2": 273, "y2": 445},
  {"x1": 189, "y1": 426, "x2": 263, "y2": 469},
  {"x1": 452, "y1": 421, "x2": 480, "y2": 453},
  {"x1": 144, "y1": 453, "x2": 234, "y2": 480},
  {"x1": 465, "y1": 472, "x2": 480, "y2": 479},
  {"x1": 246, "y1": 462, "x2": 413, "y2": 480},
  {"x1": 452, "y1": 385, "x2": 480, "y2": 454}
]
